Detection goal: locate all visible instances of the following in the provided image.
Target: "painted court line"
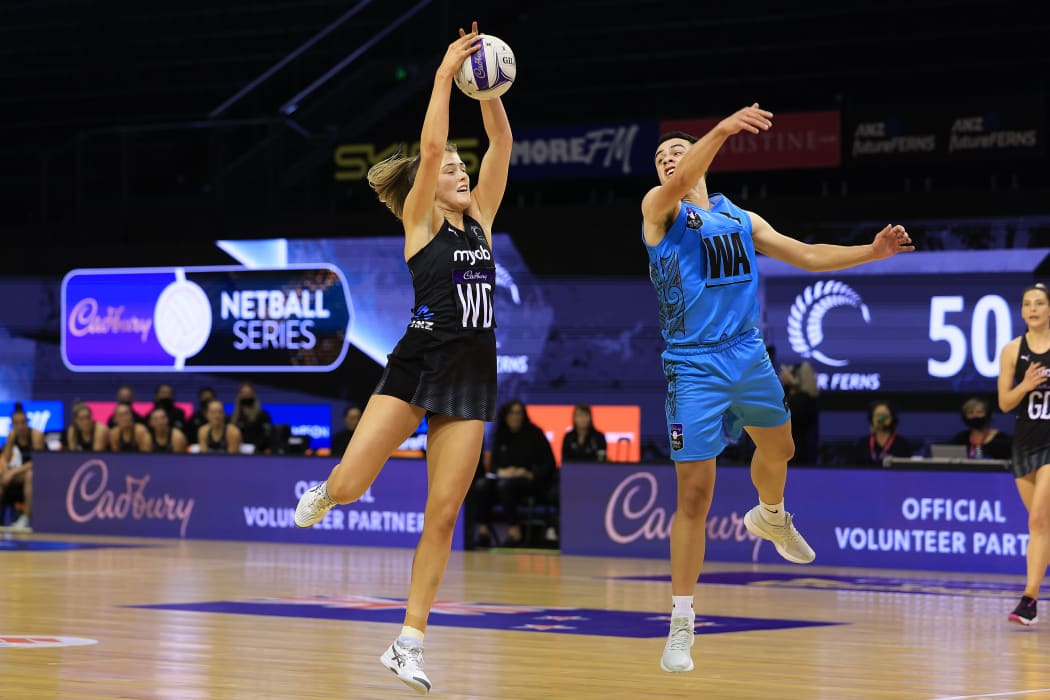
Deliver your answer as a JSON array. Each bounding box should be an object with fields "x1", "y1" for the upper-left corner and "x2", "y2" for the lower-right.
[{"x1": 932, "y1": 689, "x2": 1050, "y2": 700}]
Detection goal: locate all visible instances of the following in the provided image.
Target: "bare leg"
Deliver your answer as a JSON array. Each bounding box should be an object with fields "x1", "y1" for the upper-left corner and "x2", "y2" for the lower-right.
[
  {"x1": 745, "y1": 421, "x2": 794, "y2": 505},
  {"x1": 670, "y1": 459, "x2": 717, "y2": 596},
  {"x1": 22, "y1": 469, "x2": 32, "y2": 517},
  {"x1": 403, "y1": 415, "x2": 484, "y2": 631},
  {"x1": 1019, "y1": 466, "x2": 1050, "y2": 599},
  {"x1": 325, "y1": 395, "x2": 425, "y2": 503}
]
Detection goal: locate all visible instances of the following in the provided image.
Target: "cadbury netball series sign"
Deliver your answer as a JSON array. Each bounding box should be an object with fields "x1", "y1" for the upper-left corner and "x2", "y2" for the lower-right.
[
  {"x1": 61, "y1": 265, "x2": 352, "y2": 372},
  {"x1": 32, "y1": 452, "x2": 456, "y2": 548},
  {"x1": 561, "y1": 463, "x2": 1028, "y2": 575}
]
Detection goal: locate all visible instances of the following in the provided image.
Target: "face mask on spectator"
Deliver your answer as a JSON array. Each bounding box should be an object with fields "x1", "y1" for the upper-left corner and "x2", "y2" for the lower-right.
[{"x1": 964, "y1": 416, "x2": 990, "y2": 430}]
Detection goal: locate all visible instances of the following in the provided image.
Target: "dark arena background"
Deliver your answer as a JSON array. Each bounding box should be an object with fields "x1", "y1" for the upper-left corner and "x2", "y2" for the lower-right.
[{"x1": 1, "y1": 2, "x2": 1050, "y2": 698}]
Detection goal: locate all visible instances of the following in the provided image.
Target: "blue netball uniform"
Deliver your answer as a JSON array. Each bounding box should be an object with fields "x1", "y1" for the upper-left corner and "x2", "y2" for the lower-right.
[{"x1": 645, "y1": 194, "x2": 788, "y2": 461}]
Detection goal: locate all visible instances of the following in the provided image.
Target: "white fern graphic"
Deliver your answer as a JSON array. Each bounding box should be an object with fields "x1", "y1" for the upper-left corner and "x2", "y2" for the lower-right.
[{"x1": 787, "y1": 280, "x2": 870, "y2": 367}]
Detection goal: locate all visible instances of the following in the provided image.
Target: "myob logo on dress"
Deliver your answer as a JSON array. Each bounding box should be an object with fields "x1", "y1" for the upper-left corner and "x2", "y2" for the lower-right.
[{"x1": 61, "y1": 265, "x2": 352, "y2": 372}]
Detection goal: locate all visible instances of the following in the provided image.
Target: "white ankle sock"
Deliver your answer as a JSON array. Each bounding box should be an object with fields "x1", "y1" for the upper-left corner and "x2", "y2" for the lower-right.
[
  {"x1": 399, "y1": 625, "x2": 424, "y2": 645},
  {"x1": 671, "y1": 595, "x2": 694, "y2": 619},
  {"x1": 760, "y1": 499, "x2": 786, "y2": 525}
]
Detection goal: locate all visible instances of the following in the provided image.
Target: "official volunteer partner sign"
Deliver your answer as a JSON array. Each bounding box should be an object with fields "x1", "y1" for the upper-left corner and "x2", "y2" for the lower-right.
[{"x1": 61, "y1": 265, "x2": 352, "y2": 372}]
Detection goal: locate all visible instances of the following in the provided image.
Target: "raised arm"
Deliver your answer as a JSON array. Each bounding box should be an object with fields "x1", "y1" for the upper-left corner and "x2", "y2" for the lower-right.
[
  {"x1": 750, "y1": 213, "x2": 914, "y2": 272},
  {"x1": 641, "y1": 104, "x2": 772, "y2": 226},
  {"x1": 401, "y1": 26, "x2": 481, "y2": 248},
  {"x1": 469, "y1": 95, "x2": 512, "y2": 238}
]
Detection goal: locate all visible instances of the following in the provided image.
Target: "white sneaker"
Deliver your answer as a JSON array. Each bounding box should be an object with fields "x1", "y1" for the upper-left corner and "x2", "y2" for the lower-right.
[
  {"x1": 660, "y1": 615, "x2": 695, "y2": 672},
  {"x1": 10, "y1": 514, "x2": 30, "y2": 530},
  {"x1": 744, "y1": 505, "x2": 815, "y2": 564},
  {"x1": 294, "y1": 481, "x2": 335, "y2": 528},
  {"x1": 380, "y1": 638, "x2": 432, "y2": 695}
]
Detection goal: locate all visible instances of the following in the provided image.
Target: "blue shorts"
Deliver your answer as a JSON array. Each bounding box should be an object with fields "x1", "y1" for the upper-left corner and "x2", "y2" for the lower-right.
[{"x1": 662, "y1": 328, "x2": 789, "y2": 462}]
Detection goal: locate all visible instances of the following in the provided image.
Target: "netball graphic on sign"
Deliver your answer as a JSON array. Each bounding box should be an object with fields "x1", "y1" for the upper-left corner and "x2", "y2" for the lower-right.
[{"x1": 61, "y1": 265, "x2": 352, "y2": 372}]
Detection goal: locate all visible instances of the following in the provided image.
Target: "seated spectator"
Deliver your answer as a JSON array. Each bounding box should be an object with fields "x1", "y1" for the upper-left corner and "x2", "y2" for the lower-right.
[
  {"x1": 147, "y1": 406, "x2": 188, "y2": 454},
  {"x1": 562, "y1": 404, "x2": 607, "y2": 463},
  {"x1": 66, "y1": 403, "x2": 108, "y2": 452},
  {"x1": 778, "y1": 358, "x2": 820, "y2": 465},
  {"x1": 152, "y1": 382, "x2": 188, "y2": 434},
  {"x1": 198, "y1": 400, "x2": 242, "y2": 454},
  {"x1": 951, "y1": 396, "x2": 1012, "y2": 460},
  {"x1": 472, "y1": 400, "x2": 556, "y2": 546},
  {"x1": 331, "y1": 403, "x2": 363, "y2": 457},
  {"x1": 108, "y1": 402, "x2": 152, "y2": 452},
  {"x1": 107, "y1": 384, "x2": 144, "y2": 427},
  {"x1": 0, "y1": 404, "x2": 46, "y2": 529},
  {"x1": 854, "y1": 400, "x2": 916, "y2": 465},
  {"x1": 232, "y1": 383, "x2": 272, "y2": 454},
  {"x1": 186, "y1": 386, "x2": 217, "y2": 439}
]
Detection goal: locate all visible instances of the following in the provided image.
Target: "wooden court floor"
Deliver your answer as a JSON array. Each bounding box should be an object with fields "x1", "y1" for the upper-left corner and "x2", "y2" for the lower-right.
[{"x1": 0, "y1": 532, "x2": 1048, "y2": 700}]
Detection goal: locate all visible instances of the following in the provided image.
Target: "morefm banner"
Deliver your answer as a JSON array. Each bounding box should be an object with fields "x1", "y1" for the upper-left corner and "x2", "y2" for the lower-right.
[
  {"x1": 508, "y1": 121, "x2": 660, "y2": 179},
  {"x1": 32, "y1": 452, "x2": 457, "y2": 549},
  {"x1": 562, "y1": 463, "x2": 1026, "y2": 574},
  {"x1": 61, "y1": 265, "x2": 351, "y2": 372}
]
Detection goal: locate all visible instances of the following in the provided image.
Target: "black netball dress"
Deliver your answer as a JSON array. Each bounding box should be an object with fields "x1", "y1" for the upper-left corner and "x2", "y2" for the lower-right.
[
  {"x1": 1011, "y1": 333, "x2": 1050, "y2": 478},
  {"x1": 374, "y1": 215, "x2": 498, "y2": 421}
]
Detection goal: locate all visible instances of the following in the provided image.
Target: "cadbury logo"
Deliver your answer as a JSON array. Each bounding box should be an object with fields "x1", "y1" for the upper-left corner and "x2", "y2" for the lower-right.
[
  {"x1": 65, "y1": 458, "x2": 195, "y2": 537},
  {"x1": 67, "y1": 298, "x2": 153, "y2": 343}
]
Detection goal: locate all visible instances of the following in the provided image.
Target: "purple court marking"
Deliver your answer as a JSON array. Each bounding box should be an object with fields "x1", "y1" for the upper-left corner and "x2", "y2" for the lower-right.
[
  {"x1": 612, "y1": 571, "x2": 1020, "y2": 597},
  {"x1": 130, "y1": 595, "x2": 840, "y2": 638},
  {"x1": 0, "y1": 540, "x2": 156, "y2": 552}
]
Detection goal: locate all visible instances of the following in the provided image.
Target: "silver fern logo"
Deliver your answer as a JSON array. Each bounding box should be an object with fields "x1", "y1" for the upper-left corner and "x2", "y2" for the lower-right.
[{"x1": 787, "y1": 280, "x2": 870, "y2": 367}]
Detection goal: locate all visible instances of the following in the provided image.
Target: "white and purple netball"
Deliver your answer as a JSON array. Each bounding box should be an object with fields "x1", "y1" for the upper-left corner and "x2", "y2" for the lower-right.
[{"x1": 454, "y1": 35, "x2": 515, "y2": 100}]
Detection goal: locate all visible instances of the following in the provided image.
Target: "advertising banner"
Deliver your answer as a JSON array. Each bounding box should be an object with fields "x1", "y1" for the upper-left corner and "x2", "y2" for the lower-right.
[
  {"x1": 660, "y1": 111, "x2": 841, "y2": 171},
  {"x1": 527, "y1": 404, "x2": 642, "y2": 465},
  {"x1": 762, "y1": 252, "x2": 1044, "y2": 394},
  {"x1": 32, "y1": 453, "x2": 457, "y2": 549},
  {"x1": 561, "y1": 463, "x2": 1026, "y2": 574},
  {"x1": 61, "y1": 265, "x2": 351, "y2": 372},
  {"x1": 847, "y1": 98, "x2": 1043, "y2": 164},
  {"x1": 508, "y1": 121, "x2": 660, "y2": 179}
]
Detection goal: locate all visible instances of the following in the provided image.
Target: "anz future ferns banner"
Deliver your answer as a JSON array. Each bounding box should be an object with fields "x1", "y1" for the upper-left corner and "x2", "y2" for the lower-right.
[{"x1": 62, "y1": 265, "x2": 351, "y2": 372}]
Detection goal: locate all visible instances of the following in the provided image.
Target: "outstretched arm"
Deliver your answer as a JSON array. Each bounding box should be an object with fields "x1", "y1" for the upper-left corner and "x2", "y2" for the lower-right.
[
  {"x1": 641, "y1": 104, "x2": 772, "y2": 226},
  {"x1": 469, "y1": 94, "x2": 512, "y2": 238},
  {"x1": 401, "y1": 25, "x2": 481, "y2": 240},
  {"x1": 751, "y1": 213, "x2": 914, "y2": 272}
]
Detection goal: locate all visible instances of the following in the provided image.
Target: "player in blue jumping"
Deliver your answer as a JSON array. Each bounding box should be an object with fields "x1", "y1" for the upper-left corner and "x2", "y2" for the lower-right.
[{"x1": 644, "y1": 104, "x2": 914, "y2": 673}]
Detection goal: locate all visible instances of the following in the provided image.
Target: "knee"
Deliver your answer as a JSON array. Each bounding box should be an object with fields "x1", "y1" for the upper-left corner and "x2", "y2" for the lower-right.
[
  {"x1": 676, "y1": 482, "x2": 714, "y2": 520},
  {"x1": 1030, "y1": 509, "x2": 1050, "y2": 535},
  {"x1": 760, "y1": 439, "x2": 795, "y2": 464},
  {"x1": 424, "y1": 503, "x2": 461, "y2": 539}
]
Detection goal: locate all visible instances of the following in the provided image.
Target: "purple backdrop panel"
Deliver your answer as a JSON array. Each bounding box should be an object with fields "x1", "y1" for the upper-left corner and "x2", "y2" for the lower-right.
[
  {"x1": 561, "y1": 463, "x2": 1027, "y2": 574},
  {"x1": 32, "y1": 452, "x2": 458, "y2": 549}
]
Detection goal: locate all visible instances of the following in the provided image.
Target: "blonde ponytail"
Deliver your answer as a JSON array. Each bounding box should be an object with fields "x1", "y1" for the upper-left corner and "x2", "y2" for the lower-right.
[{"x1": 366, "y1": 143, "x2": 458, "y2": 220}]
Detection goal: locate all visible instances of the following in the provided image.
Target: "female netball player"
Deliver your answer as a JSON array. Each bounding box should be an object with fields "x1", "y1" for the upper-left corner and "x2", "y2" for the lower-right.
[
  {"x1": 998, "y1": 283, "x2": 1050, "y2": 626},
  {"x1": 643, "y1": 104, "x2": 914, "y2": 673},
  {"x1": 294, "y1": 22, "x2": 511, "y2": 694}
]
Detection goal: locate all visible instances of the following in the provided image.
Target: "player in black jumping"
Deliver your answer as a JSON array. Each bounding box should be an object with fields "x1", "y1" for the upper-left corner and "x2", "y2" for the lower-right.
[{"x1": 294, "y1": 21, "x2": 511, "y2": 695}]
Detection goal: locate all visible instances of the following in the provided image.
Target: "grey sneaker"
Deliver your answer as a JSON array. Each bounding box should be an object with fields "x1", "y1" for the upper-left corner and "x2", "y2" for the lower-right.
[
  {"x1": 744, "y1": 506, "x2": 816, "y2": 564},
  {"x1": 380, "y1": 638, "x2": 432, "y2": 695},
  {"x1": 659, "y1": 615, "x2": 695, "y2": 673},
  {"x1": 294, "y1": 481, "x2": 335, "y2": 528}
]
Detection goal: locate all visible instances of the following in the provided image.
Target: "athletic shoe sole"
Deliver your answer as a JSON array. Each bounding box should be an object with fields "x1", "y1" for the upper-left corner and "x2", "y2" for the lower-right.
[{"x1": 744, "y1": 509, "x2": 814, "y2": 564}]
